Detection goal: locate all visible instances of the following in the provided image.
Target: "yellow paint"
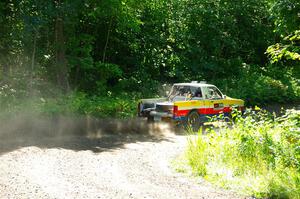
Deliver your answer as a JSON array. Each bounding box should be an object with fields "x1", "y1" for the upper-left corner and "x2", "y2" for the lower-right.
[
  {"x1": 174, "y1": 100, "x2": 205, "y2": 108},
  {"x1": 174, "y1": 97, "x2": 244, "y2": 110}
]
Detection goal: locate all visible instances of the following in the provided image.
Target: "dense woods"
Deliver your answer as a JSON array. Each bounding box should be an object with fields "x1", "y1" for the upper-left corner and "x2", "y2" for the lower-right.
[{"x1": 0, "y1": 0, "x2": 299, "y2": 114}]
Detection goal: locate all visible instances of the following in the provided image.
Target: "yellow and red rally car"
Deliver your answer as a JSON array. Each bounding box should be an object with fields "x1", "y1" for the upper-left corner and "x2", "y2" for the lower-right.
[{"x1": 138, "y1": 81, "x2": 244, "y2": 129}]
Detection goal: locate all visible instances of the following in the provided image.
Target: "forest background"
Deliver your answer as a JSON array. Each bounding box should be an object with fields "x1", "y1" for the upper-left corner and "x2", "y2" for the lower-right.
[{"x1": 0, "y1": 0, "x2": 299, "y2": 117}]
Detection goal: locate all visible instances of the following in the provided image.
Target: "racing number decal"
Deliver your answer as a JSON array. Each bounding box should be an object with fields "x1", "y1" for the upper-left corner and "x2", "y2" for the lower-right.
[
  {"x1": 210, "y1": 100, "x2": 225, "y2": 114},
  {"x1": 213, "y1": 103, "x2": 224, "y2": 110}
]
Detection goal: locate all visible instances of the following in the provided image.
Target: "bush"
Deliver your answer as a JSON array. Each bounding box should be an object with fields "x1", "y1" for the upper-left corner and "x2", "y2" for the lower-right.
[
  {"x1": 213, "y1": 67, "x2": 300, "y2": 106},
  {"x1": 186, "y1": 109, "x2": 300, "y2": 198},
  {"x1": 38, "y1": 92, "x2": 138, "y2": 118},
  {"x1": 0, "y1": 88, "x2": 138, "y2": 118}
]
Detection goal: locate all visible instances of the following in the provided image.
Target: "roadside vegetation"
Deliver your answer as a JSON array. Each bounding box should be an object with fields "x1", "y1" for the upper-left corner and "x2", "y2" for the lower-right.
[
  {"x1": 0, "y1": 82, "x2": 138, "y2": 118},
  {"x1": 186, "y1": 109, "x2": 300, "y2": 198}
]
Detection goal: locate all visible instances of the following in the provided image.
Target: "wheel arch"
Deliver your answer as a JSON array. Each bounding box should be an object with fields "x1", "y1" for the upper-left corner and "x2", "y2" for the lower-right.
[{"x1": 187, "y1": 109, "x2": 200, "y2": 116}]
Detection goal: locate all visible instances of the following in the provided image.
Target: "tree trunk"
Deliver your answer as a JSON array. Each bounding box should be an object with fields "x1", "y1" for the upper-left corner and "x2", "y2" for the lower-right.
[
  {"x1": 74, "y1": 64, "x2": 80, "y2": 89},
  {"x1": 102, "y1": 17, "x2": 113, "y2": 62},
  {"x1": 55, "y1": 16, "x2": 69, "y2": 92},
  {"x1": 29, "y1": 29, "x2": 37, "y2": 93}
]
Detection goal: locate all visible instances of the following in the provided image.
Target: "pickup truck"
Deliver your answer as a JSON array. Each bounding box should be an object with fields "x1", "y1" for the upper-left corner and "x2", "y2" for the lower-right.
[{"x1": 138, "y1": 82, "x2": 244, "y2": 130}]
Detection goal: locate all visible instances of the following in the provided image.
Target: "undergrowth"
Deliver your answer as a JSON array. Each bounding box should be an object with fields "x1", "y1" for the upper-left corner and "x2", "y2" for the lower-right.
[
  {"x1": 0, "y1": 90, "x2": 139, "y2": 118},
  {"x1": 186, "y1": 109, "x2": 300, "y2": 198},
  {"x1": 39, "y1": 92, "x2": 139, "y2": 118}
]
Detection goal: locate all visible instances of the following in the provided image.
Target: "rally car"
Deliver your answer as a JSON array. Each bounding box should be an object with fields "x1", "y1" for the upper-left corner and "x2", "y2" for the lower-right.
[{"x1": 138, "y1": 81, "x2": 244, "y2": 130}]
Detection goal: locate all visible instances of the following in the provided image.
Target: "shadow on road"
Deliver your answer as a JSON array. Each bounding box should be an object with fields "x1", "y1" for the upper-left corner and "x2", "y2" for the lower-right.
[{"x1": 0, "y1": 113, "x2": 178, "y2": 155}]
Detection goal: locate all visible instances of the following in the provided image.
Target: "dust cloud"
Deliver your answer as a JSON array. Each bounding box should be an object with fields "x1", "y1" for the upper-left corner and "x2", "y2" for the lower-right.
[{"x1": 0, "y1": 111, "x2": 181, "y2": 154}]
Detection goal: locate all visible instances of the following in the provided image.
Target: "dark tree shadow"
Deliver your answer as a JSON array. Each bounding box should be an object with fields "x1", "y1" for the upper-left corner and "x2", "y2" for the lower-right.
[{"x1": 262, "y1": 103, "x2": 300, "y2": 115}]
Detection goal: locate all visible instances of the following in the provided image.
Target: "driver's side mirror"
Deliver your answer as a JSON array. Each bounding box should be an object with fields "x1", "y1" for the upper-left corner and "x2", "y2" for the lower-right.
[{"x1": 223, "y1": 95, "x2": 227, "y2": 99}]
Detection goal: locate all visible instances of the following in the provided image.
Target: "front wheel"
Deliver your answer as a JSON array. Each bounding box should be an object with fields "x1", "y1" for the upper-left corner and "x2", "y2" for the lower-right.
[{"x1": 184, "y1": 110, "x2": 201, "y2": 132}]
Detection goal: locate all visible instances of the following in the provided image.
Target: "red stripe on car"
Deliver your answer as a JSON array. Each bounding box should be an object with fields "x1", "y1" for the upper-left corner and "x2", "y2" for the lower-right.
[{"x1": 174, "y1": 107, "x2": 234, "y2": 117}]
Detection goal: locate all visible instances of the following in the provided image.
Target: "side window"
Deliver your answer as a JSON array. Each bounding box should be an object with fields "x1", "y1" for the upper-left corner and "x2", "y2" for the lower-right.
[
  {"x1": 209, "y1": 87, "x2": 222, "y2": 99},
  {"x1": 193, "y1": 87, "x2": 203, "y2": 98},
  {"x1": 202, "y1": 87, "x2": 210, "y2": 99},
  {"x1": 178, "y1": 86, "x2": 192, "y2": 96},
  {"x1": 203, "y1": 86, "x2": 223, "y2": 99}
]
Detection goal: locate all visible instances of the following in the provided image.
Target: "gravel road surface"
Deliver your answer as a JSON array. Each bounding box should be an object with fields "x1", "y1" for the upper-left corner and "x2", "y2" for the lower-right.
[{"x1": 0, "y1": 117, "x2": 244, "y2": 199}]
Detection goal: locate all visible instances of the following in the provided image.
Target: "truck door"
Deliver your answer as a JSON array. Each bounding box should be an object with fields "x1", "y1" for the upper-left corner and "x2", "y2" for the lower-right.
[{"x1": 202, "y1": 86, "x2": 225, "y2": 115}]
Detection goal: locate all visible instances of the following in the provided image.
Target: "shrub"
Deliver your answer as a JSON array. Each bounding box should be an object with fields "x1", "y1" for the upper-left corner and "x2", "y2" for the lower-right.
[
  {"x1": 39, "y1": 92, "x2": 138, "y2": 118},
  {"x1": 186, "y1": 109, "x2": 300, "y2": 198},
  {"x1": 213, "y1": 68, "x2": 300, "y2": 106}
]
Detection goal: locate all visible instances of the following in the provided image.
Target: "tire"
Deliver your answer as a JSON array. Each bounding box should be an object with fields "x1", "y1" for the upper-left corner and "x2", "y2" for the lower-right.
[{"x1": 184, "y1": 110, "x2": 201, "y2": 132}]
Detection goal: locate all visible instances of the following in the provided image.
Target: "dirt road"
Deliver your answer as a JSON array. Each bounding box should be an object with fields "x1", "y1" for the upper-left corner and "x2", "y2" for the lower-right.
[{"x1": 0, "y1": 117, "x2": 243, "y2": 199}]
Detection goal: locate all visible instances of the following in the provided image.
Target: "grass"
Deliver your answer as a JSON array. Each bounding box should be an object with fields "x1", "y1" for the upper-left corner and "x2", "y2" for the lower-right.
[{"x1": 185, "y1": 109, "x2": 300, "y2": 198}]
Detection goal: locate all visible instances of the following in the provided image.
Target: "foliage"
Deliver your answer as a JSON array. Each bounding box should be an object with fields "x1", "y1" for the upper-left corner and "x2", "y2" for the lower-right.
[
  {"x1": 213, "y1": 67, "x2": 300, "y2": 105},
  {"x1": 186, "y1": 109, "x2": 300, "y2": 198},
  {"x1": 0, "y1": 90, "x2": 138, "y2": 119},
  {"x1": 266, "y1": 0, "x2": 300, "y2": 78},
  {"x1": 0, "y1": 0, "x2": 299, "y2": 113},
  {"x1": 266, "y1": 30, "x2": 300, "y2": 63},
  {"x1": 269, "y1": 0, "x2": 300, "y2": 35},
  {"x1": 39, "y1": 92, "x2": 138, "y2": 118},
  {"x1": 0, "y1": 68, "x2": 137, "y2": 118}
]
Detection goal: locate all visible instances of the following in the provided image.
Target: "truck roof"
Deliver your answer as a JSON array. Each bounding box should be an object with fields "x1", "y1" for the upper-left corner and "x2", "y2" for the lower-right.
[{"x1": 173, "y1": 82, "x2": 215, "y2": 87}]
